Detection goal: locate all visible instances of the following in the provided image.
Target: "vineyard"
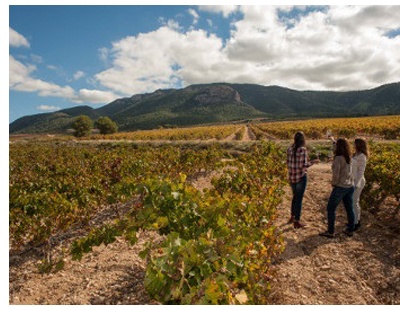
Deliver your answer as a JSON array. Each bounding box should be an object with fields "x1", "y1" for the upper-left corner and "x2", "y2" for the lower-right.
[
  {"x1": 13, "y1": 115, "x2": 395, "y2": 143},
  {"x1": 87, "y1": 124, "x2": 243, "y2": 141},
  {"x1": 250, "y1": 115, "x2": 400, "y2": 140},
  {"x1": 363, "y1": 142, "x2": 400, "y2": 213},
  {"x1": 9, "y1": 115, "x2": 400, "y2": 305},
  {"x1": 10, "y1": 141, "x2": 287, "y2": 304}
]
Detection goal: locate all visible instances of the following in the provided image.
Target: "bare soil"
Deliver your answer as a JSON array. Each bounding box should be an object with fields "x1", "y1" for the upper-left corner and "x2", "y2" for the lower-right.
[
  {"x1": 9, "y1": 163, "x2": 400, "y2": 305},
  {"x1": 242, "y1": 125, "x2": 255, "y2": 141}
]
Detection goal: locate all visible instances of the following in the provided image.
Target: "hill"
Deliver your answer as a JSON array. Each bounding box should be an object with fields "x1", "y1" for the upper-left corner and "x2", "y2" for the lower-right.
[{"x1": 9, "y1": 82, "x2": 400, "y2": 134}]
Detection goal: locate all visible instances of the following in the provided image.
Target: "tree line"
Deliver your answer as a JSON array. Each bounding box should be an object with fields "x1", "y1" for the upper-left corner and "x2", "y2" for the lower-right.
[{"x1": 71, "y1": 115, "x2": 118, "y2": 137}]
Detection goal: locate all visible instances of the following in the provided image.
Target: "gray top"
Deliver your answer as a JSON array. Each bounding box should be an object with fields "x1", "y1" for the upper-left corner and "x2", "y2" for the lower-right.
[{"x1": 332, "y1": 155, "x2": 354, "y2": 188}]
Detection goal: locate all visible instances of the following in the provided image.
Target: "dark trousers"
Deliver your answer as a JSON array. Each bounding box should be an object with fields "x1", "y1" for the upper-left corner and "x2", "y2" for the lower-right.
[
  {"x1": 290, "y1": 174, "x2": 307, "y2": 221},
  {"x1": 327, "y1": 186, "x2": 355, "y2": 234}
]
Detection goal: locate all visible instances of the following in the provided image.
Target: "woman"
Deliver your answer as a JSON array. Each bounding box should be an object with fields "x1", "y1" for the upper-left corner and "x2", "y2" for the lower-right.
[
  {"x1": 352, "y1": 138, "x2": 369, "y2": 231},
  {"x1": 287, "y1": 132, "x2": 319, "y2": 229},
  {"x1": 320, "y1": 138, "x2": 355, "y2": 238}
]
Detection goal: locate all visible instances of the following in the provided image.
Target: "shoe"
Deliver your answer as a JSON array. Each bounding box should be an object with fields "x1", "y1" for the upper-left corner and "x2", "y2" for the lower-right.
[
  {"x1": 293, "y1": 221, "x2": 306, "y2": 229},
  {"x1": 287, "y1": 215, "x2": 295, "y2": 224},
  {"x1": 319, "y1": 231, "x2": 335, "y2": 238},
  {"x1": 354, "y1": 222, "x2": 361, "y2": 232},
  {"x1": 343, "y1": 229, "x2": 354, "y2": 237}
]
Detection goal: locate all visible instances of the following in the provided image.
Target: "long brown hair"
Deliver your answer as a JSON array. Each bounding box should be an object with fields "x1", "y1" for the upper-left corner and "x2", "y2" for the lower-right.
[
  {"x1": 292, "y1": 131, "x2": 305, "y2": 156},
  {"x1": 354, "y1": 138, "x2": 369, "y2": 158},
  {"x1": 335, "y1": 138, "x2": 352, "y2": 164}
]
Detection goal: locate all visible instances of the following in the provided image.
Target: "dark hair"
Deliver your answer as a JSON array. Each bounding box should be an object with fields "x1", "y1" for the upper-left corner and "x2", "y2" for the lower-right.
[
  {"x1": 292, "y1": 131, "x2": 305, "y2": 156},
  {"x1": 335, "y1": 138, "x2": 352, "y2": 164},
  {"x1": 354, "y1": 138, "x2": 369, "y2": 158}
]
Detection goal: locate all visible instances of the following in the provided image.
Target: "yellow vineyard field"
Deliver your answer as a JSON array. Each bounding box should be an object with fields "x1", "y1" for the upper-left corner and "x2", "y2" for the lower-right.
[
  {"x1": 252, "y1": 115, "x2": 400, "y2": 139},
  {"x1": 88, "y1": 124, "x2": 242, "y2": 141}
]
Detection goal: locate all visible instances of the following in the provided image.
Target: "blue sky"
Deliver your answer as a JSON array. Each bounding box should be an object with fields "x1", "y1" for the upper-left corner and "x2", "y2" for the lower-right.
[{"x1": 8, "y1": 4, "x2": 400, "y2": 123}]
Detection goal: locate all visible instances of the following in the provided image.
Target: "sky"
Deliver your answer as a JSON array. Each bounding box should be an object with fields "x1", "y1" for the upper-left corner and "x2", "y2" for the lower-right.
[{"x1": 7, "y1": 3, "x2": 400, "y2": 123}]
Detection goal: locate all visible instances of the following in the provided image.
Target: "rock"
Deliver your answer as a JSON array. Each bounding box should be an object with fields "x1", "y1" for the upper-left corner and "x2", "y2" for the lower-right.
[
  {"x1": 321, "y1": 265, "x2": 330, "y2": 270},
  {"x1": 91, "y1": 297, "x2": 105, "y2": 305},
  {"x1": 193, "y1": 85, "x2": 241, "y2": 106}
]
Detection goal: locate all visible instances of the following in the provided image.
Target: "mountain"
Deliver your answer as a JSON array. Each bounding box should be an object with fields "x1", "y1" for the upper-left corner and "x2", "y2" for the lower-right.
[{"x1": 9, "y1": 82, "x2": 400, "y2": 134}]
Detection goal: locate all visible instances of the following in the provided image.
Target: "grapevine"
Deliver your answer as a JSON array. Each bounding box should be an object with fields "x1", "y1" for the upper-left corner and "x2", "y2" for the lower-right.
[
  {"x1": 68, "y1": 142, "x2": 287, "y2": 304},
  {"x1": 362, "y1": 142, "x2": 400, "y2": 214}
]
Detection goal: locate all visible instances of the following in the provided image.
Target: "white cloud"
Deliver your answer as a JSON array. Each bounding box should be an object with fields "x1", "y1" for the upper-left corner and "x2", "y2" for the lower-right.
[
  {"x1": 9, "y1": 55, "x2": 75, "y2": 98},
  {"x1": 73, "y1": 70, "x2": 85, "y2": 80},
  {"x1": 89, "y1": 7, "x2": 397, "y2": 94},
  {"x1": 95, "y1": 26, "x2": 182, "y2": 95},
  {"x1": 199, "y1": 5, "x2": 239, "y2": 18},
  {"x1": 9, "y1": 55, "x2": 36, "y2": 86},
  {"x1": 9, "y1": 56, "x2": 118, "y2": 104},
  {"x1": 93, "y1": 6, "x2": 400, "y2": 94},
  {"x1": 188, "y1": 8, "x2": 199, "y2": 25},
  {"x1": 36, "y1": 105, "x2": 60, "y2": 111},
  {"x1": 73, "y1": 89, "x2": 119, "y2": 104},
  {"x1": 98, "y1": 47, "x2": 109, "y2": 64},
  {"x1": 158, "y1": 17, "x2": 182, "y2": 31},
  {"x1": 330, "y1": 6, "x2": 400, "y2": 35},
  {"x1": 9, "y1": 27, "x2": 30, "y2": 48},
  {"x1": 272, "y1": 6, "x2": 400, "y2": 90},
  {"x1": 94, "y1": 26, "x2": 228, "y2": 95},
  {"x1": 30, "y1": 54, "x2": 43, "y2": 63},
  {"x1": 46, "y1": 65, "x2": 58, "y2": 71}
]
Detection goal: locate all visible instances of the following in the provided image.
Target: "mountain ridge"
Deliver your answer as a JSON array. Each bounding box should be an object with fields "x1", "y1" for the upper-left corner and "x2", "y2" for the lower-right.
[{"x1": 9, "y1": 82, "x2": 400, "y2": 134}]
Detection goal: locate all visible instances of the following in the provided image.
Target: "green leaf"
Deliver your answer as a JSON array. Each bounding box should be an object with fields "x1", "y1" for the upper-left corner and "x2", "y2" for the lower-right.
[
  {"x1": 205, "y1": 280, "x2": 222, "y2": 304},
  {"x1": 217, "y1": 216, "x2": 226, "y2": 227},
  {"x1": 139, "y1": 246, "x2": 151, "y2": 260}
]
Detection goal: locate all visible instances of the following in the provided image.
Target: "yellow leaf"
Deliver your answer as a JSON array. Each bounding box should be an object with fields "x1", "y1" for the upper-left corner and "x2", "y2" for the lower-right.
[{"x1": 235, "y1": 290, "x2": 248, "y2": 304}]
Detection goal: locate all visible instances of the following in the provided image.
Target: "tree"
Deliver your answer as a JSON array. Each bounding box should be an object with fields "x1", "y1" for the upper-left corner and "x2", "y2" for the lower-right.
[
  {"x1": 71, "y1": 115, "x2": 93, "y2": 137},
  {"x1": 95, "y1": 116, "x2": 118, "y2": 135}
]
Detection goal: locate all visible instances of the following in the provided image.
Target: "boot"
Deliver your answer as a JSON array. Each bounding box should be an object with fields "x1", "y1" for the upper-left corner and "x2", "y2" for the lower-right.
[
  {"x1": 287, "y1": 215, "x2": 295, "y2": 224},
  {"x1": 293, "y1": 221, "x2": 306, "y2": 229}
]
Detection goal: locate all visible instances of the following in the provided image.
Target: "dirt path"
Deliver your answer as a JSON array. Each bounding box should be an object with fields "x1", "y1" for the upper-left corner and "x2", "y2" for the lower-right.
[
  {"x1": 270, "y1": 163, "x2": 400, "y2": 305},
  {"x1": 222, "y1": 125, "x2": 255, "y2": 142},
  {"x1": 242, "y1": 125, "x2": 255, "y2": 141},
  {"x1": 223, "y1": 127, "x2": 241, "y2": 141}
]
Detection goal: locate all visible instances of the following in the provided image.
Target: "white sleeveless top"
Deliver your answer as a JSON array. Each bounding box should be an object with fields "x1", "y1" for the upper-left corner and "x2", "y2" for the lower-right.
[{"x1": 352, "y1": 153, "x2": 367, "y2": 188}]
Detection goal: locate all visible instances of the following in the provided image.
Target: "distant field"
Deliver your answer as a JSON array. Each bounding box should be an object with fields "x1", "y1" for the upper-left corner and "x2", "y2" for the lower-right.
[
  {"x1": 10, "y1": 115, "x2": 399, "y2": 142},
  {"x1": 91, "y1": 124, "x2": 244, "y2": 141},
  {"x1": 250, "y1": 115, "x2": 400, "y2": 140}
]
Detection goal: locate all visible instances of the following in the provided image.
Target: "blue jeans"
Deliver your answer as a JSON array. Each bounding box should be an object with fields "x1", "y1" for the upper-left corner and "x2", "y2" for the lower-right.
[
  {"x1": 290, "y1": 174, "x2": 307, "y2": 221},
  {"x1": 327, "y1": 186, "x2": 355, "y2": 234}
]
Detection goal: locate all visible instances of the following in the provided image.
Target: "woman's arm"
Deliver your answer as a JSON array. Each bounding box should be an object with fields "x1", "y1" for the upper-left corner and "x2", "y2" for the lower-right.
[
  {"x1": 303, "y1": 148, "x2": 312, "y2": 168},
  {"x1": 331, "y1": 156, "x2": 341, "y2": 186},
  {"x1": 303, "y1": 148, "x2": 319, "y2": 167}
]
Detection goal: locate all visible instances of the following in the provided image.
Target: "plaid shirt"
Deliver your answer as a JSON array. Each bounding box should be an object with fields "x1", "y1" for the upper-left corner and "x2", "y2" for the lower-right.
[{"x1": 287, "y1": 146, "x2": 312, "y2": 184}]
